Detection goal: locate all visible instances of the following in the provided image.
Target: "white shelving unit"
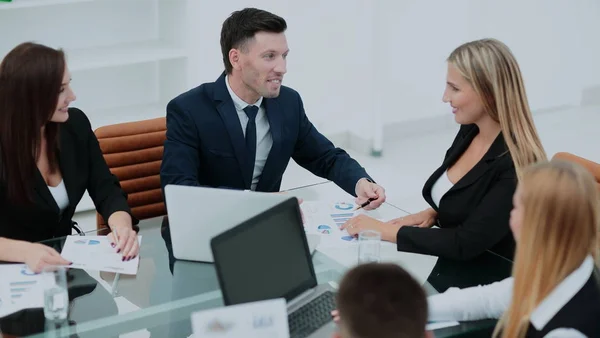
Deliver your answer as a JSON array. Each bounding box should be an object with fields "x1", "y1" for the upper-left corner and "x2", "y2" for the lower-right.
[
  {"x1": 67, "y1": 41, "x2": 187, "y2": 72},
  {"x1": 0, "y1": 0, "x2": 93, "y2": 10},
  {"x1": 0, "y1": 0, "x2": 192, "y2": 213}
]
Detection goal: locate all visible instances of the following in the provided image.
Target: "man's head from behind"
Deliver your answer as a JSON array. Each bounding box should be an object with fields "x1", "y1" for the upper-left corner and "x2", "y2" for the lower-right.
[
  {"x1": 334, "y1": 263, "x2": 430, "y2": 338},
  {"x1": 220, "y1": 8, "x2": 288, "y2": 102}
]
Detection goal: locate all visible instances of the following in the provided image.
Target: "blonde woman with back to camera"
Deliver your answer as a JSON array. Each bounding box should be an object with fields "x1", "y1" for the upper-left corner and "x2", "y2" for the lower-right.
[
  {"x1": 342, "y1": 39, "x2": 546, "y2": 267},
  {"x1": 428, "y1": 160, "x2": 600, "y2": 337}
]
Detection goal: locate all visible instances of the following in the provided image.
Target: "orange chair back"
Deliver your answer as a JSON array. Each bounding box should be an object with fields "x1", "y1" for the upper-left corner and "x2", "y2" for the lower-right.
[
  {"x1": 552, "y1": 152, "x2": 600, "y2": 191},
  {"x1": 94, "y1": 117, "x2": 167, "y2": 230}
]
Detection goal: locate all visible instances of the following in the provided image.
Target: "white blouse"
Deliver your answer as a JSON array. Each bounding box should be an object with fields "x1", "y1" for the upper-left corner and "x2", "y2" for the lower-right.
[
  {"x1": 48, "y1": 180, "x2": 70, "y2": 213},
  {"x1": 428, "y1": 256, "x2": 594, "y2": 337},
  {"x1": 430, "y1": 170, "x2": 454, "y2": 208}
]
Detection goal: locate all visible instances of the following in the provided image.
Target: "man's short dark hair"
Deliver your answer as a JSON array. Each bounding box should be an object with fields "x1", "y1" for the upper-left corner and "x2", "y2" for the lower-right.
[
  {"x1": 336, "y1": 263, "x2": 428, "y2": 338},
  {"x1": 220, "y1": 7, "x2": 287, "y2": 74}
]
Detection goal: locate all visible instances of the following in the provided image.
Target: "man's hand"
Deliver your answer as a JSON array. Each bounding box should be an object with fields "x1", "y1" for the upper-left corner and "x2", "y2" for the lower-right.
[{"x1": 354, "y1": 178, "x2": 386, "y2": 210}]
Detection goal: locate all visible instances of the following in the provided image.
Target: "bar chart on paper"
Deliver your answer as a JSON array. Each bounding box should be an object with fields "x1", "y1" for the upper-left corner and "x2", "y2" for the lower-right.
[
  {"x1": 301, "y1": 201, "x2": 381, "y2": 247},
  {"x1": 0, "y1": 265, "x2": 45, "y2": 318}
]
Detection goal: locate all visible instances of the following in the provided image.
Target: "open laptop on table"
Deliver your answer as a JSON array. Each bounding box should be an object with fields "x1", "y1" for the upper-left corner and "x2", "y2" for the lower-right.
[
  {"x1": 164, "y1": 185, "x2": 319, "y2": 263},
  {"x1": 211, "y1": 198, "x2": 337, "y2": 338}
]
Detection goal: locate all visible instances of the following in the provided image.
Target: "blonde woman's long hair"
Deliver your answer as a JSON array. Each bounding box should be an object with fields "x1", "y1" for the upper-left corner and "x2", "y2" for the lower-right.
[
  {"x1": 494, "y1": 160, "x2": 600, "y2": 338},
  {"x1": 448, "y1": 38, "x2": 547, "y2": 180}
]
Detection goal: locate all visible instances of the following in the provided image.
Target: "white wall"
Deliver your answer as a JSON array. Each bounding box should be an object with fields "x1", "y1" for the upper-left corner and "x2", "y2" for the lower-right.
[
  {"x1": 184, "y1": 0, "x2": 600, "y2": 145},
  {"x1": 184, "y1": 0, "x2": 375, "y2": 136},
  {"x1": 2, "y1": 0, "x2": 598, "y2": 145},
  {"x1": 370, "y1": 0, "x2": 600, "y2": 138}
]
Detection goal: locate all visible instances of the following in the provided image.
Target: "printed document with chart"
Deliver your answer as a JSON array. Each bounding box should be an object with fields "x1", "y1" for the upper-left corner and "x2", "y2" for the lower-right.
[
  {"x1": 300, "y1": 200, "x2": 381, "y2": 247},
  {"x1": 60, "y1": 235, "x2": 142, "y2": 275},
  {"x1": 0, "y1": 264, "x2": 45, "y2": 318}
]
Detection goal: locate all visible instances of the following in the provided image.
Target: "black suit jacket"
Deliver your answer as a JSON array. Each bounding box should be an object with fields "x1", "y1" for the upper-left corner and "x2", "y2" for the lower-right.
[
  {"x1": 0, "y1": 108, "x2": 138, "y2": 243},
  {"x1": 160, "y1": 72, "x2": 372, "y2": 195},
  {"x1": 396, "y1": 124, "x2": 516, "y2": 261}
]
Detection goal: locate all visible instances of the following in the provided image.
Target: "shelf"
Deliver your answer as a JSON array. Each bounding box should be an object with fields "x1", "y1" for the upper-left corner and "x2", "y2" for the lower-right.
[
  {"x1": 85, "y1": 102, "x2": 167, "y2": 131},
  {"x1": 0, "y1": 0, "x2": 92, "y2": 10},
  {"x1": 68, "y1": 41, "x2": 187, "y2": 72}
]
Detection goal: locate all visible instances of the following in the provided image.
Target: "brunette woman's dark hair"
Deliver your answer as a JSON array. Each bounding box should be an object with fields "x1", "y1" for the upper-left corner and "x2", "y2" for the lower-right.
[{"x1": 0, "y1": 42, "x2": 65, "y2": 205}]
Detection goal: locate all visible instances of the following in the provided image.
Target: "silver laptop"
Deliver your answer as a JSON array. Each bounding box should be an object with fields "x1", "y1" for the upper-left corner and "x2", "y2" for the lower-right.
[
  {"x1": 164, "y1": 184, "x2": 293, "y2": 262},
  {"x1": 211, "y1": 198, "x2": 337, "y2": 338},
  {"x1": 164, "y1": 185, "x2": 319, "y2": 263}
]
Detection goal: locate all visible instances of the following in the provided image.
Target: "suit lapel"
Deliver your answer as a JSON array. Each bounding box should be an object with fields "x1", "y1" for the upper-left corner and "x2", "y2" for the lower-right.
[
  {"x1": 424, "y1": 126, "x2": 509, "y2": 209},
  {"x1": 255, "y1": 98, "x2": 282, "y2": 191},
  {"x1": 449, "y1": 131, "x2": 507, "y2": 192},
  {"x1": 58, "y1": 127, "x2": 78, "y2": 212},
  {"x1": 34, "y1": 169, "x2": 59, "y2": 213},
  {"x1": 213, "y1": 73, "x2": 251, "y2": 188},
  {"x1": 423, "y1": 127, "x2": 477, "y2": 210}
]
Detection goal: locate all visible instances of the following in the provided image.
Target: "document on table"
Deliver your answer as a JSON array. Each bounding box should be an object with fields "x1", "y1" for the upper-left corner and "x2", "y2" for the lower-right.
[
  {"x1": 426, "y1": 320, "x2": 460, "y2": 331},
  {"x1": 0, "y1": 264, "x2": 45, "y2": 318},
  {"x1": 300, "y1": 200, "x2": 381, "y2": 247},
  {"x1": 191, "y1": 298, "x2": 289, "y2": 338},
  {"x1": 60, "y1": 235, "x2": 142, "y2": 275}
]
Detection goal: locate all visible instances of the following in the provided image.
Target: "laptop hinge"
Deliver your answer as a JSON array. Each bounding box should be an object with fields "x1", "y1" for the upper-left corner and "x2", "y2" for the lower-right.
[{"x1": 287, "y1": 287, "x2": 317, "y2": 309}]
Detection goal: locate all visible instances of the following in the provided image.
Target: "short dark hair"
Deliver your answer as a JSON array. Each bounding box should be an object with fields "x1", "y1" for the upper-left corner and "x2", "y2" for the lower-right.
[
  {"x1": 220, "y1": 7, "x2": 287, "y2": 74},
  {"x1": 336, "y1": 263, "x2": 428, "y2": 338}
]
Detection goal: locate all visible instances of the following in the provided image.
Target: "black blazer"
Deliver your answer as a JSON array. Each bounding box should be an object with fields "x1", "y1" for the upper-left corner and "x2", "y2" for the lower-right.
[
  {"x1": 525, "y1": 271, "x2": 600, "y2": 337},
  {"x1": 396, "y1": 124, "x2": 516, "y2": 261},
  {"x1": 0, "y1": 108, "x2": 138, "y2": 243}
]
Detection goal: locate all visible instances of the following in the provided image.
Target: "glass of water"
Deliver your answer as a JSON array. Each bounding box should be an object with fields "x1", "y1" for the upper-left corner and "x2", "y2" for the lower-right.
[
  {"x1": 42, "y1": 266, "x2": 69, "y2": 321},
  {"x1": 358, "y1": 230, "x2": 381, "y2": 264}
]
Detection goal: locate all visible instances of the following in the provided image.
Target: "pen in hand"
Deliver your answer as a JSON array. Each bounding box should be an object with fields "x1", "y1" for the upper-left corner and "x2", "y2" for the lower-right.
[{"x1": 354, "y1": 197, "x2": 377, "y2": 211}]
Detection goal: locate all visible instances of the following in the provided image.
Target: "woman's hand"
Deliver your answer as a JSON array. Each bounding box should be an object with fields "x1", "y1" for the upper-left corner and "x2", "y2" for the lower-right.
[
  {"x1": 341, "y1": 215, "x2": 401, "y2": 242},
  {"x1": 331, "y1": 309, "x2": 341, "y2": 323},
  {"x1": 387, "y1": 208, "x2": 437, "y2": 229},
  {"x1": 107, "y1": 211, "x2": 139, "y2": 261},
  {"x1": 23, "y1": 243, "x2": 71, "y2": 273}
]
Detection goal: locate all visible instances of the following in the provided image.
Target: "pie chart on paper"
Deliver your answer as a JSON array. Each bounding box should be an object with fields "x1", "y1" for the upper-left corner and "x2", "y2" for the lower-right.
[{"x1": 334, "y1": 202, "x2": 353, "y2": 211}]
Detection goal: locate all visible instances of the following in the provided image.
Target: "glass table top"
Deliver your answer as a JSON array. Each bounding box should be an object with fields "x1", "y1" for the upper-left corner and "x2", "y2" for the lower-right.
[{"x1": 0, "y1": 182, "x2": 512, "y2": 338}]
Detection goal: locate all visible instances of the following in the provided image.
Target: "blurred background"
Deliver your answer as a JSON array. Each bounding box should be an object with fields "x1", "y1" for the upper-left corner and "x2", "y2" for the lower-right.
[{"x1": 1, "y1": 0, "x2": 599, "y2": 225}]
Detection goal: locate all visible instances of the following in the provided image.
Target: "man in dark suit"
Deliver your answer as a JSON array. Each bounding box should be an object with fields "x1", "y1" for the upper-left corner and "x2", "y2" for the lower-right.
[{"x1": 160, "y1": 7, "x2": 385, "y2": 206}]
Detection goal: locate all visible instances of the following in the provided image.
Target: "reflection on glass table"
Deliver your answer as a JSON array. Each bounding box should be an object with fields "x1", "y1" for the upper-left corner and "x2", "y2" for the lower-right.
[{"x1": 0, "y1": 181, "x2": 511, "y2": 338}]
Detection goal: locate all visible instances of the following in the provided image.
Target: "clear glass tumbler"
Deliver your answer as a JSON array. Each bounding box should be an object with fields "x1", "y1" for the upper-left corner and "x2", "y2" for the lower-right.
[
  {"x1": 42, "y1": 266, "x2": 69, "y2": 321},
  {"x1": 358, "y1": 230, "x2": 381, "y2": 264}
]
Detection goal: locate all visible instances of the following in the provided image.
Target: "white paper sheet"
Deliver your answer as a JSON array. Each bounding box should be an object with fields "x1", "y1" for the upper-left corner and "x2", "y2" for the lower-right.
[
  {"x1": 60, "y1": 235, "x2": 142, "y2": 275},
  {"x1": 426, "y1": 320, "x2": 460, "y2": 331},
  {"x1": 301, "y1": 200, "x2": 380, "y2": 247},
  {"x1": 300, "y1": 201, "x2": 438, "y2": 286},
  {"x1": 191, "y1": 298, "x2": 289, "y2": 338},
  {"x1": 0, "y1": 264, "x2": 45, "y2": 318}
]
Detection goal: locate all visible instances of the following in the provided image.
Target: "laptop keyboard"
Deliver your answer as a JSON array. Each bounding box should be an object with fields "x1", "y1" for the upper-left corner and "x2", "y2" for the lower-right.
[{"x1": 288, "y1": 291, "x2": 336, "y2": 338}]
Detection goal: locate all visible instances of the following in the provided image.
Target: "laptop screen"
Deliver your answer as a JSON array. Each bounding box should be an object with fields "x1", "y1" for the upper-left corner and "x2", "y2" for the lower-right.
[{"x1": 211, "y1": 198, "x2": 317, "y2": 305}]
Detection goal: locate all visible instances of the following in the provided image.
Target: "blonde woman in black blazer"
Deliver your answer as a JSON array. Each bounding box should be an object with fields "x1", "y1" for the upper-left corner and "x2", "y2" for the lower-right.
[
  {"x1": 342, "y1": 39, "x2": 546, "y2": 262},
  {"x1": 0, "y1": 42, "x2": 139, "y2": 273}
]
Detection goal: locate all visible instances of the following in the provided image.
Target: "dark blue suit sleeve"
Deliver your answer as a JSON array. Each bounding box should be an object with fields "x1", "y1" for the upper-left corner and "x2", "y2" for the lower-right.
[
  {"x1": 291, "y1": 93, "x2": 372, "y2": 196},
  {"x1": 160, "y1": 101, "x2": 201, "y2": 190}
]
